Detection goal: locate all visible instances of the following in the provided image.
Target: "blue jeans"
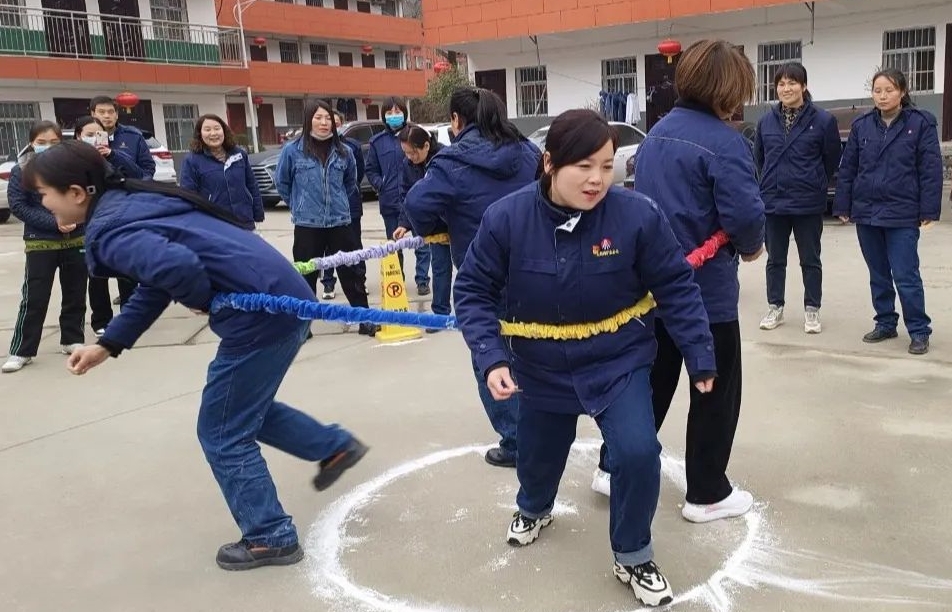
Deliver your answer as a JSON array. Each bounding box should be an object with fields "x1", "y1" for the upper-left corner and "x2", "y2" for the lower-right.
[
  {"x1": 430, "y1": 243, "x2": 453, "y2": 315},
  {"x1": 382, "y1": 211, "x2": 430, "y2": 286},
  {"x1": 855, "y1": 224, "x2": 931, "y2": 338},
  {"x1": 474, "y1": 360, "x2": 518, "y2": 458},
  {"x1": 517, "y1": 367, "x2": 659, "y2": 566},
  {"x1": 197, "y1": 323, "x2": 353, "y2": 547}
]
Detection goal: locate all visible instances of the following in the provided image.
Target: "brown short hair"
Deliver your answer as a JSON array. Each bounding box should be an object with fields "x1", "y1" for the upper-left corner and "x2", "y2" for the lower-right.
[
  {"x1": 189, "y1": 114, "x2": 237, "y2": 153},
  {"x1": 674, "y1": 40, "x2": 755, "y2": 118}
]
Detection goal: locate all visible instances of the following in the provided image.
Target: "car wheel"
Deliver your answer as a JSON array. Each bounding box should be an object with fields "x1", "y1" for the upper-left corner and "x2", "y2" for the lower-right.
[{"x1": 0, "y1": 209, "x2": 10, "y2": 224}]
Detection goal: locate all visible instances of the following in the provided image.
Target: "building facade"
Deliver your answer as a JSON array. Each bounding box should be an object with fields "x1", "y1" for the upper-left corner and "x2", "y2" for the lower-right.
[{"x1": 423, "y1": 0, "x2": 952, "y2": 141}]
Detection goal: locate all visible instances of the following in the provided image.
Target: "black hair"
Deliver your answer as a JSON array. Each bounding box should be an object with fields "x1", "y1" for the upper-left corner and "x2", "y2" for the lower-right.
[
  {"x1": 397, "y1": 123, "x2": 436, "y2": 149},
  {"x1": 301, "y1": 99, "x2": 347, "y2": 159},
  {"x1": 73, "y1": 116, "x2": 106, "y2": 137},
  {"x1": 537, "y1": 109, "x2": 617, "y2": 193},
  {"x1": 24, "y1": 140, "x2": 245, "y2": 227},
  {"x1": 381, "y1": 96, "x2": 409, "y2": 125},
  {"x1": 89, "y1": 96, "x2": 117, "y2": 113},
  {"x1": 449, "y1": 88, "x2": 524, "y2": 145},
  {"x1": 28, "y1": 120, "x2": 62, "y2": 143},
  {"x1": 871, "y1": 67, "x2": 914, "y2": 108},
  {"x1": 773, "y1": 62, "x2": 813, "y2": 102}
]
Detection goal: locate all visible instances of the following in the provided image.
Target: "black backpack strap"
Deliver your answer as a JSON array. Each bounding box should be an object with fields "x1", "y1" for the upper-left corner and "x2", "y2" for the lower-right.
[{"x1": 113, "y1": 176, "x2": 249, "y2": 229}]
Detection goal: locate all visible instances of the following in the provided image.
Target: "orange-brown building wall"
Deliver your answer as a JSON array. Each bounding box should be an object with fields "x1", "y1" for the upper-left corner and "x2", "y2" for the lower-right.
[
  {"x1": 0, "y1": 56, "x2": 249, "y2": 88},
  {"x1": 249, "y1": 62, "x2": 426, "y2": 97}
]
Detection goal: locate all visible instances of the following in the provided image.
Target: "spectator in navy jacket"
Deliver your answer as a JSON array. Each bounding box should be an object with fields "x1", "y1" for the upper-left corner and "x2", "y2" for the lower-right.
[
  {"x1": 833, "y1": 67, "x2": 943, "y2": 355},
  {"x1": 180, "y1": 114, "x2": 264, "y2": 231},
  {"x1": 631, "y1": 40, "x2": 764, "y2": 523},
  {"x1": 405, "y1": 87, "x2": 540, "y2": 469},
  {"x1": 454, "y1": 110, "x2": 715, "y2": 607},
  {"x1": 75, "y1": 116, "x2": 146, "y2": 181},
  {"x1": 754, "y1": 62, "x2": 841, "y2": 334},
  {"x1": 367, "y1": 96, "x2": 432, "y2": 295}
]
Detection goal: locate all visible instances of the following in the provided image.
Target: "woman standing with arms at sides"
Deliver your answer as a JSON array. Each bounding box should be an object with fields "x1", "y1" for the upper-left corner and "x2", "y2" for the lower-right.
[
  {"x1": 3, "y1": 122, "x2": 86, "y2": 374},
  {"x1": 405, "y1": 87, "x2": 540, "y2": 469},
  {"x1": 179, "y1": 114, "x2": 264, "y2": 231},
  {"x1": 754, "y1": 62, "x2": 841, "y2": 334},
  {"x1": 366, "y1": 96, "x2": 431, "y2": 295},
  {"x1": 275, "y1": 99, "x2": 377, "y2": 337},
  {"x1": 628, "y1": 40, "x2": 765, "y2": 522},
  {"x1": 393, "y1": 124, "x2": 453, "y2": 327},
  {"x1": 833, "y1": 68, "x2": 942, "y2": 355}
]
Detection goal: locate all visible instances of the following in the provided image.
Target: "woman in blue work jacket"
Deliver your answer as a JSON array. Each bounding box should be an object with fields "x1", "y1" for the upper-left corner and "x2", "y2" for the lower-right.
[
  {"x1": 454, "y1": 109, "x2": 716, "y2": 608},
  {"x1": 833, "y1": 67, "x2": 943, "y2": 355},
  {"x1": 180, "y1": 114, "x2": 264, "y2": 231}
]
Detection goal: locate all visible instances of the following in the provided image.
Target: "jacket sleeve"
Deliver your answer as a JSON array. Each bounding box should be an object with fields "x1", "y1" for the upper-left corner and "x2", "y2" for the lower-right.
[
  {"x1": 405, "y1": 159, "x2": 454, "y2": 237},
  {"x1": 108, "y1": 148, "x2": 146, "y2": 179},
  {"x1": 753, "y1": 117, "x2": 765, "y2": 173},
  {"x1": 709, "y1": 138, "x2": 765, "y2": 255},
  {"x1": 916, "y1": 116, "x2": 943, "y2": 221},
  {"x1": 8, "y1": 165, "x2": 60, "y2": 232},
  {"x1": 365, "y1": 139, "x2": 383, "y2": 191},
  {"x1": 397, "y1": 159, "x2": 413, "y2": 230},
  {"x1": 342, "y1": 146, "x2": 358, "y2": 208},
  {"x1": 822, "y1": 115, "x2": 842, "y2": 179},
  {"x1": 245, "y1": 152, "x2": 265, "y2": 222},
  {"x1": 99, "y1": 285, "x2": 172, "y2": 350},
  {"x1": 832, "y1": 125, "x2": 860, "y2": 218},
  {"x1": 275, "y1": 144, "x2": 293, "y2": 204},
  {"x1": 452, "y1": 206, "x2": 510, "y2": 378},
  {"x1": 178, "y1": 154, "x2": 199, "y2": 192},
  {"x1": 351, "y1": 141, "x2": 365, "y2": 185},
  {"x1": 135, "y1": 134, "x2": 156, "y2": 179},
  {"x1": 637, "y1": 200, "x2": 716, "y2": 377}
]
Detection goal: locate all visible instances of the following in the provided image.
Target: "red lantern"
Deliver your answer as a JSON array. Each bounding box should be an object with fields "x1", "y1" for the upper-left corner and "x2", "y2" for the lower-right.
[
  {"x1": 361, "y1": 98, "x2": 373, "y2": 105},
  {"x1": 657, "y1": 39, "x2": 682, "y2": 64},
  {"x1": 361, "y1": 45, "x2": 373, "y2": 54},
  {"x1": 252, "y1": 95, "x2": 264, "y2": 108},
  {"x1": 115, "y1": 91, "x2": 139, "y2": 113},
  {"x1": 252, "y1": 36, "x2": 266, "y2": 48},
  {"x1": 433, "y1": 60, "x2": 451, "y2": 75}
]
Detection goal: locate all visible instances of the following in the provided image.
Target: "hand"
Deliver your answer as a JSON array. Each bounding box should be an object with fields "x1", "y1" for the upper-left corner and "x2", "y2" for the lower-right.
[
  {"x1": 694, "y1": 378, "x2": 715, "y2": 394},
  {"x1": 66, "y1": 345, "x2": 111, "y2": 375},
  {"x1": 95, "y1": 145, "x2": 111, "y2": 157},
  {"x1": 58, "y1": 223, "x2": 76, "y2": 233},
  {"x1": 486, "y1": 367, "x2": 518, "y2": 400},
  {"x1": 920, "y1": 219, "x2": 937, "y2": 229},
  {"x1": 838, "y1": 215, "x2": 850, "y2": 224},
  {"x1": 392, "y1": 226, "x2": 409, "y2": 240},
  {"x1": 740, "y1": 245, "x2": 764, "y2": 263}
]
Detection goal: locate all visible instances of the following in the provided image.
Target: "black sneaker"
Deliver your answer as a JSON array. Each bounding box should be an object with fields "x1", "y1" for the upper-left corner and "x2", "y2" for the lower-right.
[
  {"x1": 863, "y1": 328, "x2": 898, "y2": 343},
  {"x1": 484, "y1": 447, "x2": 516, "y2": 468},
  {"x1": 506, "y1": 511, "x2": 552, "y2": 546},
  {"x1": 358, "y1": 323, "x2": 378, "y2": 336},
  {"x1": 909, "y1": 337, "x2": 929, "y2": 355},
  {"x1": 613, "y1": 560, "x2": 674, "y2": 607},
  {"x1": 314, "y1": 438, "x2": 369, "y2": 491},
  {"x1": 417, "y1": 283, "x2": 431, "y2": 296},
  {"x1": 215, "y1": 539, "x2": 304, "y2": 571}
]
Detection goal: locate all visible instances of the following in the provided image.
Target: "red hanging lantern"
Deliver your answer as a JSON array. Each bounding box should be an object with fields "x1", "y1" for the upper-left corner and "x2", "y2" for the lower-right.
[
  {"x1": 252, "y1": 95, "x2": 264, "y2": 108},
  {"x1": 115, "y1": 91, "x2": 139, "y2": 114},
  {"x1": 433, "y1": 60, "x2": 451, "y2": 75},
  {"x1": 252, "y1": 36, "x2": 266, "y2": 48},
  {"x1": 361, "y1": 98, "x2": 373, "y2": 105},
  {"x1": 361, "y1": 45, "x2": 373, "y2": 54},
  {"x1": 657, "y1": 39, "x2": 682, "y2": 64}
]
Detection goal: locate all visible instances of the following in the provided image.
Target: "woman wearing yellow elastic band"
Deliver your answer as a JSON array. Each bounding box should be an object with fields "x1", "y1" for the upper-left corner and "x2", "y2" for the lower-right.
[{"x1": 454, "y1": 109, "x2": 716, "y2": 607}]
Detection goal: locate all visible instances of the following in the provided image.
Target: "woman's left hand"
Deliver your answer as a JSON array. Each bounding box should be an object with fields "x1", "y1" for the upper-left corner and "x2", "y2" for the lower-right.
[
  {"x1": 920, "y1": 219, "x2": 937, "y2": 229},
  {"x1": 694, "y1": 378, "x2": 715, "y2": 394}
]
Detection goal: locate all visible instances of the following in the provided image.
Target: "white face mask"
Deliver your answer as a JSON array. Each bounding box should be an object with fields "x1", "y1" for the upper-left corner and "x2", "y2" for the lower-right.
[
  {"x1": 310, "y1": 130, "x2": 333, "y2": 141},
  {"x1": 80, "y1": 136, "x2": 97, "y2": 145}
]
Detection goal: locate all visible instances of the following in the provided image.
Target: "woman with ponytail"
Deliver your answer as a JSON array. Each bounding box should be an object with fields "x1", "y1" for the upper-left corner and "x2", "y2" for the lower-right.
[{"x1": 833, "y1": 67, "x2": 943, "y2": 355}]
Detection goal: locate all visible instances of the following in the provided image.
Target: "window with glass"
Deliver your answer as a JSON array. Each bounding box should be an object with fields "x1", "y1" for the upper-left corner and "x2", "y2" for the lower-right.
[
  {"x1": 150, "y1": 0, "x2": 189, "y2": 41},
  {"x1": 385, "y1": 50, "x2": 400, "y2": 70},
  {"x1": 515, "y1": 66, "x2": 548, "y2": 117},
  {"x1": 310, "y1": 43, "x2": 328, "y2": 65},
  {"x1": 0, "y1": 101, "x2": 38, "y2": 158},
  {"x1": 757, "y1": 41, "x2": 802, "y2": 103},
  {"x1": 601, "y1": 56, "x2": 637, "y2": 94},
  {"x1": 279, "y1": 41, "x2": 300, "y2": 64},
  {"x1": 163, "y1": 104, "x2": 198, "y2": 152},
  {"x1": 882, "y1": 27, "x2": 936, "y2": 93}
]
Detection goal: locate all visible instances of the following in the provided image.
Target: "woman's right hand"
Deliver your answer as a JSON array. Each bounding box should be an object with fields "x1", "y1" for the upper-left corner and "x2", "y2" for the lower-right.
[
  {"x1": 838, "y1": 215, "x2": 850, "y2": 223},
  {"x1": 392, "y1": 226, "x2": 409, "y2": 240},
  {"x1": 486, "y1": 366, "x2": 518, "y2": 400},
  {"x1": 740, "y1": 245, "x2": 764, "y2": 262},
  {"x1": 95, "y1": 145, "x2": 111, "y2": 157}
]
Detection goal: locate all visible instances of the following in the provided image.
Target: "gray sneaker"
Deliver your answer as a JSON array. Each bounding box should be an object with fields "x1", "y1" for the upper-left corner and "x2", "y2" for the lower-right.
[
  {"x1": 804, "y1": 307, "x2": 821, "y2": 334},
  {"x1": 2, "y1": 355, "x2": 32, "y2": 373},
  {"x1": 759, "y1": 305, "x2": 784, "y2": 330}
]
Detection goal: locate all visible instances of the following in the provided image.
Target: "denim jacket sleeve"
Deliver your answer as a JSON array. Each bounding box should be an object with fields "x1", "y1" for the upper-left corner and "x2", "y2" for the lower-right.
[{"x1": 275, "y1": 144, "x2": 294, "y2": 204}]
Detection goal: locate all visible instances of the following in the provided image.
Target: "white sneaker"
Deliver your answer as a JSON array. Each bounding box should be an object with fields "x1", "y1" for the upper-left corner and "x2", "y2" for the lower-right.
[
  {"x1": 321, "y1": 289, "x2": 336, "y2": 300},
  {"x1": 94, "y1": 328, "x2": 105, "y2": 337},
  {"x1": 804, "y1": 307, "x2": 821, "y2": 334},
  {"x1": 506, "y1": 511, "x2": 552, "y2": 546},
  {"x1": 759, "y1": 305, "x2": 784, "y2": 330},
  {"x1": 61, "y1": 344, "x2": 84, "y2": 355},
  {"x1": 2, "y1": 355, "x2": 32, "y2": 373},
  {"x1": 681, "y1": 488, "x2": 754, "y2": 523},
  {"x1": 613, "y1": 560, "x2": 674, "y2": 607},
  {"x1": 591, "y1": 467, "x2": 611, "y2": 497}
]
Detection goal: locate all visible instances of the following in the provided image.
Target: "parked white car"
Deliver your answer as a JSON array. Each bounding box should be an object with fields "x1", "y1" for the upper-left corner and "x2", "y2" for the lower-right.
[
  {"x1": 421, "y1": 122, "x2": 453, "y2": 146},
  {"x1": 0, "y1": 176, "x2": 8, "y2": 224},
  {"x1": 527, "y1": 121, "x2": 647, "y2": 185}
]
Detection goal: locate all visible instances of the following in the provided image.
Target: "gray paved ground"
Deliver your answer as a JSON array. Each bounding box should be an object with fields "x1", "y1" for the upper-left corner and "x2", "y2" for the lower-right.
[{"x1": 2, "y1": 191, "x2": 952, "y2": 612}]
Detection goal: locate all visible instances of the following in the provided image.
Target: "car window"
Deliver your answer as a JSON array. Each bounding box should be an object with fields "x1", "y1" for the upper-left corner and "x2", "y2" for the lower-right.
[
  {"x1": 145, "y1": 137, "x2": 162, "y2": 149},
  {"x1": 614, "y1": 124, "x2": 645, "y2": 148},
  {"x1": 345, "y1": 125, "x2": 374, "y2": 144},
  {"x1": 370, "y1": 124, "x2": 387, "y2": 136}
]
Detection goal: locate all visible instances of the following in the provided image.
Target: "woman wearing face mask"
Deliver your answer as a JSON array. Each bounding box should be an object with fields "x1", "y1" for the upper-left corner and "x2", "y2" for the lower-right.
[
  {"x1": 3, "y1": 121, "x2": 87, "y2": 374},
  {"x1": 74, "y1": 116, "x2": 146, "y2": 180},
  {"x1": 366, "y1": 97, "x2": 431, "y2": 296},
  {"x1": 275, "y1": 99, "x2": 377, "y2": 337},
  {"x1": 833, "y1": 67, "x2": 943, "y2": 355},
  {"x1": 180, "y1": 114, "x2": 264, "y2": 231},
  {"x1": 754, "y1": 62, "x2": 841, "y2": 334},
  {"x1": 454, "y1": 109, "x2": 715, "y2": 607}
]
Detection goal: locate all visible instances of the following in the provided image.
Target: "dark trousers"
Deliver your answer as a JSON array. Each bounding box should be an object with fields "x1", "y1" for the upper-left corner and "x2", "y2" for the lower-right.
[
  {"x1": 381, "y1": 211, "x2": 431, "y2": 286},
  {"x1": 855, "y1": 224, "x2": 930, "y2": 338},
  {"x1": 9, "y1": 247, "x2": 87, "y2": 357},
  {"x1": 88, "y1": 277, "x2": 136, "y2": 331},
  {"x1": 764, "y1": 213, "x2": 823, "y2": 308},
  {"x1": 598, "y1": 319, "x2": 742, "y2": 505},
  {"x1": 321, "y1": 216, "x2": 366, "y2": 290},
  {"x1": 518, "y1": 367, "x2": 659, "y2": 566},
  {"x1": 293, "y1": 225, "x2": 368, "y2": 308}
]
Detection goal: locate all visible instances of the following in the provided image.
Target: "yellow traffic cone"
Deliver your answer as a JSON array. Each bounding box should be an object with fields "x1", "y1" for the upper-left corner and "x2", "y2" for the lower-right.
[{"x1": 376, "y1": 250, "x2": 424, "y2": 343}]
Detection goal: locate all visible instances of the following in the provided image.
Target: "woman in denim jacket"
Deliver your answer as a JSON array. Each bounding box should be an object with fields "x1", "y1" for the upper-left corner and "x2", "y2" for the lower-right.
[{"x1": 276, "y1": 99, "x2": 376, "y2": 336}]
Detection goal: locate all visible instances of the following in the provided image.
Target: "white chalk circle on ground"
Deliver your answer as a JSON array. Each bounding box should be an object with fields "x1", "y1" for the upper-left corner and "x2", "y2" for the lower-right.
[{"x1": 305, "y1": 440, "x2": 952, "y2": 612}]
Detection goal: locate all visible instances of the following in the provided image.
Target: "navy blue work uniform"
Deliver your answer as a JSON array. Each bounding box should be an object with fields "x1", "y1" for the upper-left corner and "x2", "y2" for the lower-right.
[{"x1": 180, "y1": 147, "x2": 264, "y2": 230}]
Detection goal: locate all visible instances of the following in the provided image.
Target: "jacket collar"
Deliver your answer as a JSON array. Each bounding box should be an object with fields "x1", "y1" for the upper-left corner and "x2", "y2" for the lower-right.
[{"x1": 674, "y1": 98, "x2": 720, "y2": 118}]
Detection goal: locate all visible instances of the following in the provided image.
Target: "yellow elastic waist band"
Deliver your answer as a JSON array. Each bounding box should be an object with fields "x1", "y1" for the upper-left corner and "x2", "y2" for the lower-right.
[{"x1": 499, "y1": 294, "x2": 657, "y2": 340}]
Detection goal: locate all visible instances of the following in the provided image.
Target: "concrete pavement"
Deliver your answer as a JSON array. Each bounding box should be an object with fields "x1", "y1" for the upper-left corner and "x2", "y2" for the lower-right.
[{"x1": 2, "y1": 195, "x2": 952, "y2": 612}]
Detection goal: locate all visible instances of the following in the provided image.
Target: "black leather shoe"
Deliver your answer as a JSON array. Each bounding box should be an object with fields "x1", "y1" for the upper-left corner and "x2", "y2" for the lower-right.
[
  {"x1": 417, "y1": 284, "x2": 431, "y2": 296},
  {"x1": 485, "y1": 447, "x2": 517, "y2": 468},
  {"x1": 216, "y1": 539, "x2": 304, "y2": 571},
  {"x1": 862, "y1": 328, "x2": 898, "y2": 343},
  {"x1": 909, "y1": 337, "x2": 929, "y2": 355},
  {"x1": 358, "y1": 323, "x2": 378, "y2": 337},
  {"x1": 314, "y1": 438, "x2": 370, "y2": 491}
]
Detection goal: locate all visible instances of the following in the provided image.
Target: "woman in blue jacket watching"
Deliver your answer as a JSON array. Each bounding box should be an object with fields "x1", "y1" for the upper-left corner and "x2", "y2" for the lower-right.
[
  {"x1": 405, "y1": 87, "x2": 540, "y2": 469},
  {"x1": 276, "y1": 99, "x2": 376, "y2": 336},
  {"x1": 631, "y1": 40, "x2": 765, "y2": 523},
  {"x1": 28, "y1": 140, "x2": 369, "y2": 571},
  {"x1": 392, "y1": 124, "x2": 452, "y2": 325},
  {"x1": 180, "y1": 114, "x2": 264, "y2": 231},
  {"x1": 367, "y1": 96, "x2": 431, "y2": 295},
  {"x1": 834, "y1": 68, "x2": 942, "y2": 355},
  {"x1": 3, "y1": 122, "x2": 86, "y2": 374},
  {"x1": 754, "y1": 62, "x2": 841, "y2": 334},
  {"x1": 455, "y1": 109, "x2": 716, "y2": 607}
]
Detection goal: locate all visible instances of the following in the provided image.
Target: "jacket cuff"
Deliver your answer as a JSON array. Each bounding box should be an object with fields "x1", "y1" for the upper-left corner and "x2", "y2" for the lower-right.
[
  {"x1": 96, "y1": 337, "x2": 125, "y2": 358},
  {"x1": 474, "y1": 346, "x2": 510, "y2": 380},
  {"x1": 484, "y1": 361, "x2": 510, "y2": 381},
  {"x1": 689, "y1": 370, "x2": 718, "y2": 384},
  {"x1": 682, "y1": 350, "x2": 717, "y2": 378}
]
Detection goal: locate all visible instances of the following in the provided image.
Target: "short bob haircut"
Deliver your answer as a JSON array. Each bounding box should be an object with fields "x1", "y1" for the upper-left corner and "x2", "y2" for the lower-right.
[
  {"x1": 539, "y1": 109, "x2": 617, "y2": 192},
  {"x1": 675, "y1": 39, "x2": 755, "y2": 118},
  {"x1": 773, "y1": 62, "x2": 813, "y2": 102},
  {"x1": 189, "y1": 114, "x2": 237, "y2": 153}
]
